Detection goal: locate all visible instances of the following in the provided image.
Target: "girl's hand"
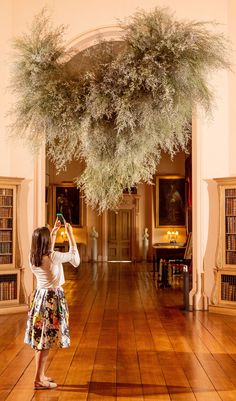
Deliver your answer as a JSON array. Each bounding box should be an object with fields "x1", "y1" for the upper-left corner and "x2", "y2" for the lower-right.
[{"x1": 51, "y1": 218, "x2": 61, "y2": 235}]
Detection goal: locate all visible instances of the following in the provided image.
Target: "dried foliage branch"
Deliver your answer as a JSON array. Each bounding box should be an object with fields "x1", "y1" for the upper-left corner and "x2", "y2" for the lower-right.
[{"x1": 9, "y1": 7, "x2": 231, "y2": 211}]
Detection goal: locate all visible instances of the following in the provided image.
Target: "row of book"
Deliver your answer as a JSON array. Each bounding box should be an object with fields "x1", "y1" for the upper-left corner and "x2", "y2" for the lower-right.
[
  {"x1": 0, "y1": 255, "x2": 12, "y2": 264},
  {"x1": 0, "y1": 219, "x2": 13, "y2": 229},
  {"x1": 0, "y1": 196, "x2": 13, "y2": 206},
  {"x1": 225, "y1": 198, "x2": 236, "y2": 216},
  {"x1": 0, "y1": 231, "x2": 12, "y2": 241},
  {"x1": 0, "y1": 189, "x2": 13, "y2": 196},
  {"x1": 0, "y1": 208, "x2": 12, "y2": 218},
  {"x1": 0, "y1": 242, "x2": 12, "y2": 254},
  {"x1": 226, "y1": 217, "x2": 236, "y2": 233},
  {"x1": 221, "y1": 283, "x2": 236, "y2": 301},
  {"x1": 225, "y1": 235, "x2": 236, "y2": 251},
  {"x1": 226, "y1": 252, "x2": 236, "y2": 264},
  {"x1": 0, "y1": 280, "x2": 17, "y2": 301},
  {"x1": 222, "y1": 274, "x2": 236, "y2": 284}
]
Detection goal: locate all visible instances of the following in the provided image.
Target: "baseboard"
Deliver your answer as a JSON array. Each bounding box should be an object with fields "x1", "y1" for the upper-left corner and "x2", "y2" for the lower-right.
[
  {"x1": 209, "y1": 304, "x2": 236, "y2": 316},
  {"x1": 0, "y1": 303, "x2": 28, "y2": 315}
]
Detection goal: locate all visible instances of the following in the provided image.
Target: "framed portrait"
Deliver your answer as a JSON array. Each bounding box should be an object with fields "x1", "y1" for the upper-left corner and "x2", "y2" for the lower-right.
[
  {"x1": 52, "y1": 184, "x2": 82, "y2": 227},
  {"x1": 155, "y1": 175, "x2": 185, "y2": 227}
]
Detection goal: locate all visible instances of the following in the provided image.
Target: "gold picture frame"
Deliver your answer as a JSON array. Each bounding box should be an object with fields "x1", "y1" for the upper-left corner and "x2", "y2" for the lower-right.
[
  {"x1": 155, "y1": 175, "x2": 185, "y2": 227},
  {"x1": 51, "y1": 183, "x2": 83, "y2": 227}
]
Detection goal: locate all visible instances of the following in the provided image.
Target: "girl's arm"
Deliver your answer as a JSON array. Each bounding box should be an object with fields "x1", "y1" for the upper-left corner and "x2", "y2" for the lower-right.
[
  {"x1": 50, "y1": 219, "x2": 61, "y2": 251},
  {"x1": 50, "y1": 222, "x2": 80, "y2": 267},
  {"x1": 52, "y1": 246, "x2": 80, "y2": 267},
  {"x1": 65, "y1": 223, "x2": 76, "y2": 247},
  {"x1": 61, "y1": 223, "x2": 80, "y2": 267}
]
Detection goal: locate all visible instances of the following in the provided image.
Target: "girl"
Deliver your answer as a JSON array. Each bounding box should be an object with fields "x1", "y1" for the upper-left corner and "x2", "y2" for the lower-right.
[{"x1": 24, "y1": 219, "x2": 80, "y2": 389}]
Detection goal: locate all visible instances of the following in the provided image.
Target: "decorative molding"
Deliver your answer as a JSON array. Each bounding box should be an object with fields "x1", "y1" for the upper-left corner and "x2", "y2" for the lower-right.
[
  {"x1": 102, "y1": 194, "x2": 141, "y2": 261},
  {"x1": 211, "y1": 268, "x2": 219, "y2": 305},
  {"x1": 66, "y1": 25, "x2": 125, "y2": 53},
  {"x1": 215, "y1": 184, "x2": 223, "y2": 268},
  {"x1": 0, "y1": 177, "x2": 24, "y2": 185}
]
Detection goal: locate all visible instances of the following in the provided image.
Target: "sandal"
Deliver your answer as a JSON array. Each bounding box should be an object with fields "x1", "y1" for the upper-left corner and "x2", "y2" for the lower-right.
[{"x1": 34, "y1": 380, "x2": 57, "y2": 390}]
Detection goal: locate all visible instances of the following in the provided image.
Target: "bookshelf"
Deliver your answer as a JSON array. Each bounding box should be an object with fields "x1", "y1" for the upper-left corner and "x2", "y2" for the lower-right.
[
  {"x1": 0, "y1": 177, "x2": 27, "y2": 314},
  {"x1": 210, "y1": 177, "x2": 236, "y2": 315},
  {"x1": 221, "y1": 272, "x2": 236, "y2": 302},
  {"x1": 0, "y1": 186, "x2": 15, "y2": 267},
  {"x1": 0, "y1": 270, "x2": 19, "y2": 304}
]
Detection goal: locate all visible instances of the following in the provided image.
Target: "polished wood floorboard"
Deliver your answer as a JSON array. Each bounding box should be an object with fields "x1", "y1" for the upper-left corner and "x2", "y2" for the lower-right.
[{"x1": 0, "y1": 262, "x2": 236, "y2": 401}]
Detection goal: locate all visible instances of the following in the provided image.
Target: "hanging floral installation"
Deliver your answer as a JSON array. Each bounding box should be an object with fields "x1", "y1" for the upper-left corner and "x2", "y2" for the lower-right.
[{"x1": 9, "y1": 8, "x2": 230, "y2": 211}]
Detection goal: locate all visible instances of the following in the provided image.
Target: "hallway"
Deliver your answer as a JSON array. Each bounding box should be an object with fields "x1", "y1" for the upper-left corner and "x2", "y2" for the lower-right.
[{"x1": 0, "y1": 262, "x2": 236, "y2": 401}]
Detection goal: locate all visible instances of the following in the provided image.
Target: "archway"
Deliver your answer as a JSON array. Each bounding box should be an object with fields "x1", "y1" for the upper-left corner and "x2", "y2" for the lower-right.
[{"x1": 43, "y1": 25, "x2": 199, "y2": 308}]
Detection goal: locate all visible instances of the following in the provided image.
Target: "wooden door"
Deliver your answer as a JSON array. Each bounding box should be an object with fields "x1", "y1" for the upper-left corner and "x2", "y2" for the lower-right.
[{"x1": 108, "y1": 209, "x2": 132, "y2": 261}]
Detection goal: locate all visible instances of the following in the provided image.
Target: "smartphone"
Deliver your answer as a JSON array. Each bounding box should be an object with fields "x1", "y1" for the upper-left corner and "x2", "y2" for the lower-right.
[{"x1": 56, "y1": 213, "x2": 66, "y2": 225}]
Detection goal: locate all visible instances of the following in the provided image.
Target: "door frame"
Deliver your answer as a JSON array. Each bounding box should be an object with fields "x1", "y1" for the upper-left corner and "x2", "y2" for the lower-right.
[
  {"x1": 101, "y1": 194, "x2": 140, "y2": 262},
  {"x1": 107, "y1": 208, "x2": 133, "y2": 262}
]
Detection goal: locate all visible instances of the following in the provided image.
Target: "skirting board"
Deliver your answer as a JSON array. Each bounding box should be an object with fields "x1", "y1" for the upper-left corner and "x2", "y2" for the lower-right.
[
  {"x1": 0, "y1": 303, "x2": 28, "y2": 315},
  {"x1": 209, "y1": 305, "x2": 236, "y2": 316}
]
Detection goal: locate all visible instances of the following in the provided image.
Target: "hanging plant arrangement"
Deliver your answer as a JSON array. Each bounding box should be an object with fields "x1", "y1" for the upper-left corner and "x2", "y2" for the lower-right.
[{"x1": 9, "y1": 8, "x2": 230, "y2": 211}]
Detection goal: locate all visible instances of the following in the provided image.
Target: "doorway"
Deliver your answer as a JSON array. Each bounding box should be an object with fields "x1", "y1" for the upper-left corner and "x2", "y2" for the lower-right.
[{"x1": 108, "y1": 209, "x2": 132, "y2": 261}]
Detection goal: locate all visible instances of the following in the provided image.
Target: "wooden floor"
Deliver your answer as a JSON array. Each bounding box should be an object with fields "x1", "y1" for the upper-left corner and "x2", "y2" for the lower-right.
[{"x1": 1, "y1": 262, "x2": 236, "y2": 401}]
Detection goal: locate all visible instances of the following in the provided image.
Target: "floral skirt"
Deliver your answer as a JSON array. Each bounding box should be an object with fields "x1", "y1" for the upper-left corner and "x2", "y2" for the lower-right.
[{"x1": 24, "y1": 287, "x2": 70, "y2": 350}]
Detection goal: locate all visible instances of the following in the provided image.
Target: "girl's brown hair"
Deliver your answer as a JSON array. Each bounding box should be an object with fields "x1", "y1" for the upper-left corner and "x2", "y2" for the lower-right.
[{"x1": 30, "y1": 226, "x2": 51, "y2": 267}]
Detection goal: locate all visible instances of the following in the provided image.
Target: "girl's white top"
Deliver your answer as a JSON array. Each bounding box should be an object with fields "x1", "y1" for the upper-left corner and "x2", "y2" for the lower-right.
[{"x1": 30, "y1": 246, "x2": 80, "y2": 289}]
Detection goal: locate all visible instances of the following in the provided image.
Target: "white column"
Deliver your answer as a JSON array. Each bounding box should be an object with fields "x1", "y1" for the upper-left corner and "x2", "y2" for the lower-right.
[{"x1": 34, "y1": 145, "x2": 46, "y2": 228}]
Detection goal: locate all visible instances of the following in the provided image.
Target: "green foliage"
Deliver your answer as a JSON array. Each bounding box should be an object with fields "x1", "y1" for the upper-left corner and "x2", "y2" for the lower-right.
[{"x1": 9, "y1": 8, "x2": 230, "y2": 211}]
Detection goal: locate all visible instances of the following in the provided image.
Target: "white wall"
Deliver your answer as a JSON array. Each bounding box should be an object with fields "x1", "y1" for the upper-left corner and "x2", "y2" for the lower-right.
[
  {"x1": 0, "y1": 1, "x2": 36, "y2": 296},
  {"x1": 0, "y1": 1, "x2": 12, "y2": 175},
  {"x1": 228, "y1": 0, "x2": 236, "y2": 175},
  {"x1": 0, "y1": 0, "x2": 235, "y2": 306}
]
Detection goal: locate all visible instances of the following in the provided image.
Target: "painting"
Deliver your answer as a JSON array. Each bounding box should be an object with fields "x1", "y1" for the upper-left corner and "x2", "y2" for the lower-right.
[
  {"x1": 156, "y1": 176, "x2": 185, "y2": 227},
  {"x1": 52, "y1": 184, "x2": 82, "y2": 227}
]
